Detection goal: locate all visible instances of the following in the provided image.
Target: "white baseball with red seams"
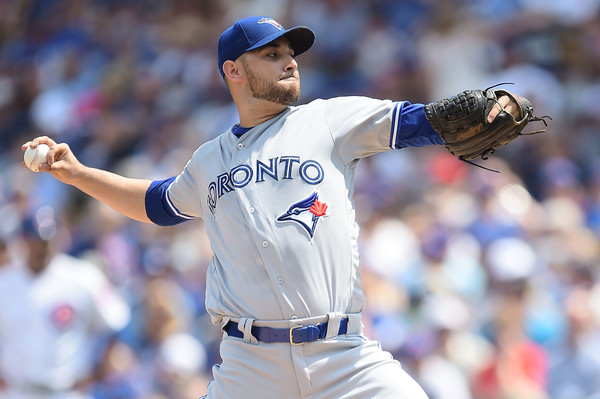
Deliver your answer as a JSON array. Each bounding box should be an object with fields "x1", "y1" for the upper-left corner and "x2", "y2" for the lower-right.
[{"x1": 24, "y1": 143, "x2": 50, "y2": 172}]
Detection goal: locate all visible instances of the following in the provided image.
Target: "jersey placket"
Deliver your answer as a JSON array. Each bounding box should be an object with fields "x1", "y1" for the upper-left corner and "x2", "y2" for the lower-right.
[{"x1": 230, "y1": 136, "x2": 298, "y2": 320}]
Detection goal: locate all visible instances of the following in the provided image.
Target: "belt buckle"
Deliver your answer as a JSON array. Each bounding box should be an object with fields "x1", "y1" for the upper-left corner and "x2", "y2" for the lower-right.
[{"x1": 289, "y1": 325, "x2": 303, "y2": 345}]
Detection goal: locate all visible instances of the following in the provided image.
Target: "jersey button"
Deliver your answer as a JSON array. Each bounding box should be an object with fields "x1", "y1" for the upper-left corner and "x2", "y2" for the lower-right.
[
  {"x1": 236, "y1": 143, "x2": 244, "y2": 149},
  {"x1": 248, "y1": 206, "x2": 255, "y2": 214},
  {"x1": 277, "y1": 277, "x2": 284, "y2": 285},
  {"x1": 261, "y1": 240, "x2": 269, "y2": 248}
]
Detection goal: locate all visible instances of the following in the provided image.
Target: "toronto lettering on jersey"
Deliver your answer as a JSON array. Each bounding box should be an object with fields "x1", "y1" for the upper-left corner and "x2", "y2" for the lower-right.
[{"x1": 207, "y1": 156, "x2": 324, "y2": 214}]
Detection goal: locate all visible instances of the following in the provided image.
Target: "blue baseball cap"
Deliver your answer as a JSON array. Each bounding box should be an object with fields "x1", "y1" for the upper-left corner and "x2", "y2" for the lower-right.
[{"x1": 217, "y1": 16, "x2": 315, "y2": 78}]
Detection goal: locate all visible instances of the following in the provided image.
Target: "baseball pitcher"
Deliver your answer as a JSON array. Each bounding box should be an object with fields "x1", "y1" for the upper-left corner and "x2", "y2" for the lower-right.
[{"x1": 21, "y1": 16, "x2": 543, "y2": 399}]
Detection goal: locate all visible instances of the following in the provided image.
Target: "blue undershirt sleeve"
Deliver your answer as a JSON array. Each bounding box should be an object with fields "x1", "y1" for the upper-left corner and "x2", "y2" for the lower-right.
[
  {"x1": 389, "y1": 102, "x2": 444, "y2": 149},
  {"x1": 145, "y1": 177, "x2": 191, "y2": 226}
]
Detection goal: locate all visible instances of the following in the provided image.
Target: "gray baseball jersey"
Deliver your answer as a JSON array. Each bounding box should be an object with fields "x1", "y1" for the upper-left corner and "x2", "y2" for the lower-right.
[
  {"x1": 146, "y1": 96, "x2": 439, "y2": 398},
  {"x1": 146, "y1": 96, "x2": 442, "y2": 325}
]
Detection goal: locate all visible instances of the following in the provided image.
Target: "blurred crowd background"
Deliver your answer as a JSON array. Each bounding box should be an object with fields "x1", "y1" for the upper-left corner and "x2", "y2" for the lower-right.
[{"x1": 1, "y1": 0, "x2": 599, "y2": 398}]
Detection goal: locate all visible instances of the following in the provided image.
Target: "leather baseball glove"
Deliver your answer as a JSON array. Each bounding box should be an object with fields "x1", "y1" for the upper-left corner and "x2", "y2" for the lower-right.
[{"x1": 424, "y1": 84, "x2": 549, "y2": 166}]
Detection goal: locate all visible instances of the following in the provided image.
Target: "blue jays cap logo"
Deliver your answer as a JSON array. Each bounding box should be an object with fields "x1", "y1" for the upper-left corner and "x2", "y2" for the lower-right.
[
  {"x1": 277, "y1": 192, "x2": 328, "y2": 239},
  {"x1": 257, "y1": 17, "x2": 283, "y2": 30}
]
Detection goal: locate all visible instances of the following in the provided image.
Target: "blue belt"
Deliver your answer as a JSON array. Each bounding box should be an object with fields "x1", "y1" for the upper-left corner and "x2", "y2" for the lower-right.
[{"x1": 224, "y1": 318, "x2": 348, "y2": 345}]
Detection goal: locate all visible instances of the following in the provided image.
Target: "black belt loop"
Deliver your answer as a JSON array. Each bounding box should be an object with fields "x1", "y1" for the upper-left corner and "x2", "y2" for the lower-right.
[{"x1": 224, "y1": 318, "x2": 349, "y2": 344}]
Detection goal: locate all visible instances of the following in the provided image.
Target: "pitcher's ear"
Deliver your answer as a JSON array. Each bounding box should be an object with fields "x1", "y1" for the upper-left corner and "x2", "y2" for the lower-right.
[{"x1": 223, "y1": 60, "x2": 242, "y2": 82}]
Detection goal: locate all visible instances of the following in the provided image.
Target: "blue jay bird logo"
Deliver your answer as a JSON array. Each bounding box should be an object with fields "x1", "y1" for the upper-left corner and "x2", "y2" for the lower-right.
[
  {"x1": 277, "y1": 192, "x2": 328, "y2": 239},
  {"x1": 258, "y1": 17, "x2": 283, "y2": 30}
]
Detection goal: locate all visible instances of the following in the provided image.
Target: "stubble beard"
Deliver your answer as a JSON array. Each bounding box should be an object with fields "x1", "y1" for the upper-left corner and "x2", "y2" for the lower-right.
[{"x1": 242, "y1": 61, "x2": 301, "y2": 106}]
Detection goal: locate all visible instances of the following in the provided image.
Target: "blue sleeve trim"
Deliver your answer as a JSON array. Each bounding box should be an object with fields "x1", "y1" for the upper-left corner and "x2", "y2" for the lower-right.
[
  {"x1": 390, "y1": 102, "x2": 444, "y2": 149},
  {"x1": 145, "y1": 177, "x2": 193, "y2": 226}
]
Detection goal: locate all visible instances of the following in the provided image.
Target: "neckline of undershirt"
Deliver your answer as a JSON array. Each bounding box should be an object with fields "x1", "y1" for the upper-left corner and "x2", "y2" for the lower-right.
[{"x1": 232, "y1": 124, "x2": 253, "y2": 137}]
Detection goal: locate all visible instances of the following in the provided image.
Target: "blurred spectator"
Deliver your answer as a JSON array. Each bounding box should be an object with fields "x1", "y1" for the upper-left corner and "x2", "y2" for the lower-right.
[
  {"x1": 472, "y1": 242, "x2": 549, "y2": 399},
  {"x1": 471, "y1": 283, "x2": 549, "y2": 399},
  {"x1": 416, "y1": 293, "x2": 475, "y2": 399},
  {"x1": 0, "y1": 206, "x2": 131, "y2": 399},
  {"x1": 548, "y1": 281, "x2": 600, "y2": 399}
]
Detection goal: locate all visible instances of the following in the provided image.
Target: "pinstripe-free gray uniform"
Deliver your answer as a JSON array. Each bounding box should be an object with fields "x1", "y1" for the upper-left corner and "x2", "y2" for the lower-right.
[{"x1": 157, "y1": 96, "x2": 440, "y2": 398}]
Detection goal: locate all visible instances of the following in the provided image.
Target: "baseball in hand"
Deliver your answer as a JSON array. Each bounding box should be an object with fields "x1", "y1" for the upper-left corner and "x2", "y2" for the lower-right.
[{"x1": 24, "y1": 144, "x2": 50, "y2": 172}]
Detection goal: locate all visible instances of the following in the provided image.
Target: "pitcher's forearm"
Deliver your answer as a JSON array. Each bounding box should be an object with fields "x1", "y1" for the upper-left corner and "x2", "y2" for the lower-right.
[
  {"x1": 69, "y1": 166, "x2": 152, "y2": 223},
  {"x1": 22, "y1": 137, "x2": 153, "y2": 223}
]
